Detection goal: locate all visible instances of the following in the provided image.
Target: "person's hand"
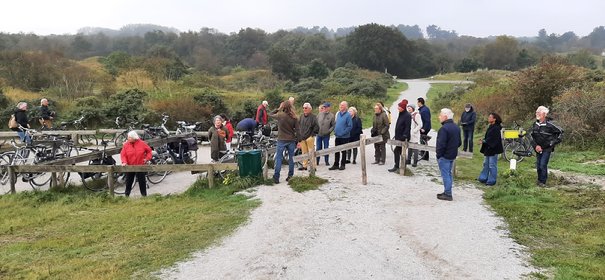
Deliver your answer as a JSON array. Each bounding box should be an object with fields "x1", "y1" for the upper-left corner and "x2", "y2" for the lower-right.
[
  {"x1": 535, "y1": 145, "x2": 543, "y2": 153},
  {"x1": 420, "y1": 129, "x2": 425, "y2": 133},
  {"x1": 122, "y1": 163, "x2": 127, "y2": 166},
  {"x1": 477, "y1": 139, "x2": 483, "y2": 145}
]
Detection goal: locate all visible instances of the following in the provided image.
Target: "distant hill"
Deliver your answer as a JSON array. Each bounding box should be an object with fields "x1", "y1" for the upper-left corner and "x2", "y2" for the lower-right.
[{"x1": 77, "y1": 24, "x2": 180, "y2": 37}]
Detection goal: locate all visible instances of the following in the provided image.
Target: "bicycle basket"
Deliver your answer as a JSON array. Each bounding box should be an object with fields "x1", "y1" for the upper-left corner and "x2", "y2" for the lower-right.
[{"x1": 503, "y1": 130, "x2": 519, "y2": 139}]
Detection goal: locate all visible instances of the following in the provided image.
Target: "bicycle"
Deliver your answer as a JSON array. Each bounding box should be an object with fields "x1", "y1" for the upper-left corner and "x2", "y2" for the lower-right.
[
  {"x1": 57, "y1": 115, "x2": 98, "y2": 146},
  {"x1": 79, "y1": 140, "x2": 127, "y2": 192},
  {"x1": 502, "y1": 121, "x2": 534, "y2": 162}
]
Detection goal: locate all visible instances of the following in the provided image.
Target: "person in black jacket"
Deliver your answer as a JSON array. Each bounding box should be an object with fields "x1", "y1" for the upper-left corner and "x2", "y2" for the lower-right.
[
  {"x1": 389, "y1": 99, "x2": 411, "y2": 172},
  {"x1": 12, "y1": 102, "x2": 31, "y2": 144},
  {"x1": 346, "y1": 107, "x2": 363, "y2": 164},
  {"x1": 478, "y1": 113, "x2": 504, "y2": 186},
  {"x1": 436, "y1": 108, "x2": 461, "y2": 201},
  {"x1": 417, "y1": 98, "x2": 431, "y2": 160},
  {"x1": 39, "y1": 98, "x2": 55, "y2": 129},
  {"x1": 459, "y1": 103, "x2": 476, "y2": 152},
  {"x1": 531, "y1": 106, "x2": 563, "y2": 186}
]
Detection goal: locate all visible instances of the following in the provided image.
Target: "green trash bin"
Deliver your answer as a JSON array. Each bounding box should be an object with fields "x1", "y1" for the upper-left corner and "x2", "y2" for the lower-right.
[{"x1": 237, "y1": 149, "x2": 262, "y2": 177}]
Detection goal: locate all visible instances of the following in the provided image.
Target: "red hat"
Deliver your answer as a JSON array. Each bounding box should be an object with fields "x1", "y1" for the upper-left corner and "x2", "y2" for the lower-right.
[{"x1": 398, "y1": 99, "x2": 408, "y2": 109}]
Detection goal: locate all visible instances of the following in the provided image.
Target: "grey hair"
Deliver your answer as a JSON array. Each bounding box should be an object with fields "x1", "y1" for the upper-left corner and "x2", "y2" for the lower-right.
[
  {"x1": 440, "y1": 108, "x2": 454, "y2": 120},
  {"x1": 262, "y1": 100, "x2": 268, "y2": 106},
  {"x1": 17, "y1": 102, "x2": 27, "y2": 109},
  {"x1": 214, "y1": 115, "x2": 223, "y2": 122},
  {"x1": 340, "y1": 101, "x2": 348, "y2": 107},
  {"x1": 348, "y1": 106, "x2": 357, "y2": 115},
  {"x1": 536, "y1": 106, "x2": 549, "y2": 115},
  {"x1": 41, "y1": 98, "x2": 48, "y2": 105},
  {"x1": 127, "y1": 130, "x2": 140, "y2": 140},
  {"x1": 303, "y1": 102, "x2": 312, "y2": 109}
]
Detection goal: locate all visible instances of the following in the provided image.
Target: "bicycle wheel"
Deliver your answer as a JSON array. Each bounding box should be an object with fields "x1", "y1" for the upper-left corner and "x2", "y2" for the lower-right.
[
  {"x1": 112, "y1": 173, "x2": 130, "y2": 195},
  {"x1": 147, "y1": 155, "x2": 172, "y2": 184},
  {"x1": 114, "y1": 132, "x2": 128, "y2": 147},
  {"x1": 0, "y1": 153, "x2": 12, "y2": 194},
  {"x1": 29, "y1": 172, "x2": 52, "y2": 190},
  {"x1": 81, "y1": 169, "x2": 109, "y2": 192},
  {"x1": 503, "y1": 142, "x2": 524, "y2": 162},
  {"x1": 79, "y1": 134, "x2": 98, "y2": 146},
  {"x1": 418, "y1": 138, "x2": 428, "y2": 160}
]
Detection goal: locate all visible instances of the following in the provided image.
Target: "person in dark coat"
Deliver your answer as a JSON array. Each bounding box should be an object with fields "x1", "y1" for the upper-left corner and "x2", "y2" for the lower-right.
[
  {"x1": 389, "y1": 99, "x2": 411, "y2": 172},
  {"x1": 370, "y1": 103, "x2": 390, "y2": 165},
  {"x1": 531, "y1": 106, "x2": 564, "y2": 187},
  {"x1": 39, "y1": 98, "x2": 55, "y2": 129},
  {"x1": 478, "y1": 113, "x2": 504, "y2": 186},
  {"x1": 12, "y1": 102, "x2": 31, "y2": 144},
  {"x1": 346, "y1": 106, "x2": 363, "y2": 164},
  {"x1": 417, "y1": 97, "x2": 431, "y2": 160},
  {"x1": 208, "y1": 116, "x2": 227, "y2": 162},
  {"x1": 436, "y1": 108, "x2": 461, "y2": 201},
  {"x1": 460, "y1": 103, "x2": 477, "y2": 152}
]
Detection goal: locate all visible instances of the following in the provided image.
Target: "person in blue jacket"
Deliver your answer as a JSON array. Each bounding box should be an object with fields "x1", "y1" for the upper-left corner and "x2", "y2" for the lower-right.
[
  {"x1": 436, "y1": 108, "x2": 461, "y2": 201},
  {"x1": 329, "y1": 101, "x2": 352, "y2": 170}
]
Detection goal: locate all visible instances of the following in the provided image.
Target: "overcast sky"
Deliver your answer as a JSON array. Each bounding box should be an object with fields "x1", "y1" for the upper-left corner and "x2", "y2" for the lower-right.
[{"x1": 2, "y1": 0, "x2": 603, "y2": 37}]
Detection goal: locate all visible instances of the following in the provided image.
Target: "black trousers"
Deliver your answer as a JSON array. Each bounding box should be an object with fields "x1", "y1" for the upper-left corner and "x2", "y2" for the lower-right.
[
  {"x1": 346, "y1": 148, "x2": 358, "y2": 162},
  {"x1": 333, "y1": 138, "x2": 348, "y2": 168},
  {"x1": 421, "y1": 131, "x2": 430, "y2": 160},
  {"x1": 393, "y1": 146, "x2": 402, "y2": 168},
  {"x1": 125, "y1": 172, "x2": 147, "y2": 197}
]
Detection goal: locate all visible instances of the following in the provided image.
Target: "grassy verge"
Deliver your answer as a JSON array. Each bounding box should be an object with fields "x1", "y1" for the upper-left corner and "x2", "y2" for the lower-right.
[
  {"x1": 426, "y1": 83, "x2": 457, "y2": 130},
  {"x1": 0, "y1": 179, "x2": 262, "y2": 279},
  {"x1": 288, "y1": 175, "x2": 329, "y2": 192},
  {"x1": 360, "y1": 81, "x2": 408, "y2": 128}
]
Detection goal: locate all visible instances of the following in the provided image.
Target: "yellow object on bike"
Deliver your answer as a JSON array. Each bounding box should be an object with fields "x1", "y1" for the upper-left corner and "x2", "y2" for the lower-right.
[{"x1": 503, "y1": 130, "x2": 519, "y2": 139}]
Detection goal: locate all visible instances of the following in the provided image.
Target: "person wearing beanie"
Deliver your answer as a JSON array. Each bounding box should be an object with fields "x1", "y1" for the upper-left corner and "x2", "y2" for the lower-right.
[
  {"x1": 389, "y1": 99, "x2": 411, "y2": 172},
  {"x1": 460, "y1": 103, "x2": 477, "y2": 152},
  {"x1": 406, "y1": 103, "x2": 423, "y2": 167}
]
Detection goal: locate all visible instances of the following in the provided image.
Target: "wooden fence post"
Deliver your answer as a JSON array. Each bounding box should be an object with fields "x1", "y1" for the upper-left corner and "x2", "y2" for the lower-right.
[
  {"x1": 50, "y1": 172, "x2": 57, "y2": 189},
  {"x1": 9, "y1": 165, "x2": 16, "y2": 194},
  {"x1": 309, "y1": 150, "x2": 316, "y2": 177},
  {"x1": 208, "y1": 165, "x2": 215, "y2": 188},
  {"x1": 399, "y1": 141, "x2": 408, "y2": 176},
  {"x1": 360, "y1": 135, "x2": 367, "y2": 185},
  {"x1": 107, "y1": 165, "x2": 115, "y2": 196},
  {"x1": 263, "y1": 161, "x2": 268, "y2": 180}
]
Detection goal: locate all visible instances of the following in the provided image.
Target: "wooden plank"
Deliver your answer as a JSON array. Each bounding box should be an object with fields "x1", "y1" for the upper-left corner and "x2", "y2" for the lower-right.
[
  {"x1": 309, "y1": 150, "x2": 316, "y2": 176},
  {"x1": 11, "y1": 163, "x2": 238, "y2": 173},
  {"x1": 360, "y1": 135, "x2": 367, "y2": 185},
  {"x1": 400, "y1": 141, "x2": 408, "y2": 176},
  {"x1": 292, "y1": 136, "x2": 383, "y2": 162},
  {"x1": 387, "y1": 139, "x2": 473, "y2": 159}
]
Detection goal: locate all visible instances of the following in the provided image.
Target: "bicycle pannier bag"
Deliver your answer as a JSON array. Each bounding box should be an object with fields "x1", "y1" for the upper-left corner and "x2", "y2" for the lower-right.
[
  {"x1": 183, "y1": 137, "x2": 198, "y2": 151},
  {"x1": 8, "y1": 114, "x2": 18, "y2": 129}
]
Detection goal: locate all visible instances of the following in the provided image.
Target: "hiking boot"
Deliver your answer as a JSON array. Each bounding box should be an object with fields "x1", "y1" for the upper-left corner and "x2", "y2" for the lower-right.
[
  {"x1": 388, "y1": 167, "x2": 399, "y2": 172},
  {"x1": 338, "y1": 166, "x2": 345, "y2": 170},
  {"x1": 437, "y1": 192, "x2": 453, "y2": 201}
]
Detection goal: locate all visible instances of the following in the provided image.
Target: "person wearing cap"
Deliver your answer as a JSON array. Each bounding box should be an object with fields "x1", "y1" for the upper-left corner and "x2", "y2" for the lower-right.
[
  {"x1": 255, "y1": 100, "x2": 269, "y2": 125},
  {"x1": 120, "y1": 130, "x2": 152, "y2": 197},
  {"x1": 406, "y1": 103, "x2": 423, "y2": 167},
  {"x1": 417, "y1": 97, "x2": 432, "y2": 160},
  {"x1": 298, "y1": 103, "x2": 319, "y2": 170},
  {"x1": 389, "y1": 99, "x2": 411, "y2": 172},
  {"x1": 371, "y1": 102, "x2": 390, "y2": 165},
  {"x1": 460, "y1": 103, "x2": 477, "y2": 152},
  {"x1": 316, "y1": 102, "x2": 335, "y2": 166}
]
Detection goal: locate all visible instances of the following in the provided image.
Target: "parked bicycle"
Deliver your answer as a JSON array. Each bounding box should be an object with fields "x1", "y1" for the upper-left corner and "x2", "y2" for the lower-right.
[
  {"x1": 502, "y1": 121, "x2": 534, "y2": 162},
  {"x1": 56, "y1": 115, "x2": 98, "y2": 146}
]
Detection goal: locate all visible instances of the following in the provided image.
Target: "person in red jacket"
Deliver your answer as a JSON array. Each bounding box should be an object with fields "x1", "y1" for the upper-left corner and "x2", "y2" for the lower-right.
[
  {"x1": 255, "y1": 100, "x2": 269, "y2": 125},
  {"x1": 120, "y1": 131, "x2": 152, "y2": 197},
  {"x1": 220, "y1": 114, "x2": 235, "y2": 150}
]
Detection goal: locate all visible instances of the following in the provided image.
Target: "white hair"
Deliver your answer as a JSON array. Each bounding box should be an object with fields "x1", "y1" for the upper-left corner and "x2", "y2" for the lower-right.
[
  {"x1": 348, "y1": 106, "x2": 357, "y2": 115},
  {"x1": 262, "y1": 100, "x2": 268, "y2": 106},
  {"x1": 41, "y1": 98, "x2": 48, "y2": 105},
  {"x1": 536, "y1": 106, "x2": 549, "y2": 115},
  {"x1": 303, "y1": 102, "x2": 312, "y2": 109},
  {"x1": 440, "y1": 108, "x2": 454, "y2": 120},
  {"x1": 17, "y1": 102, "x2": 27, "y2": 110},
  {"x1": 127, "y1": 130, "x2": 140, "y2": 140}
]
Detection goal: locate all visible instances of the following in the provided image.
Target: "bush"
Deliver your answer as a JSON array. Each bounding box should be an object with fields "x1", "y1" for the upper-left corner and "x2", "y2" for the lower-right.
[
  {"x1": 103, "y1": 89, "x2": 150, "y2": 124},
  {"x1": 263, "y1": 88, "x2": 284, "y2": 109},
  {"x1": 192, "y1": 88, "x2": 230, "y2": 117},
  {"x1": 296, "y1": 90, "x2": 325, "y2": 108}
]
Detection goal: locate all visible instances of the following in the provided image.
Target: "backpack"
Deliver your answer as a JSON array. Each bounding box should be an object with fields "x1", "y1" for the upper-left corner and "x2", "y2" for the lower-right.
[{"x1": 8, "y1": 114, "x2": 18, "y2": 129}]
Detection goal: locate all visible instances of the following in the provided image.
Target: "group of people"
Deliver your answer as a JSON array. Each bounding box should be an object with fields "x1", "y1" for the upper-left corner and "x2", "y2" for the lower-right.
[{"x1": 9, "y1": 99, "x2": 55, "y2": 144}]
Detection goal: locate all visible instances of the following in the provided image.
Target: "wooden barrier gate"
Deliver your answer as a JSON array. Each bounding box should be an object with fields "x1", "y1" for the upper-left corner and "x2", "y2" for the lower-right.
[{"x1": 386, "y1": 139, "x2": 473, "y2": 176}]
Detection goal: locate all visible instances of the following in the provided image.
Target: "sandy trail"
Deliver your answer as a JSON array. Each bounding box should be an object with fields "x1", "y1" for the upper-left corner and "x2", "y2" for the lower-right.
[{"x1": 159, "y1": 80, "x2": 535, "y2": 279}]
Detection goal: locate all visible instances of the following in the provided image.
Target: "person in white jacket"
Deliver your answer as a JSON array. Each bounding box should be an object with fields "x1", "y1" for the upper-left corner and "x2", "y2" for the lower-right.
[{"x1": 406, "y1": 104, "x2": 423, "y2": 167}]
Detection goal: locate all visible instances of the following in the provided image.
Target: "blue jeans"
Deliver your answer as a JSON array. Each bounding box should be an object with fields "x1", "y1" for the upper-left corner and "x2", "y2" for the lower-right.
[
  {"x1": 274, "y1": 140, "x2": 296, "y2": 181},
  {"x1": 438, "y1": 158, "x2": 454, "y2": 195},
  {"x1": 478, "y1": 155, "x2": 498, "y2": 185},
  {"x1": 17, "y1": 131, "x2": 32, "y2": 145},
  {"x1": 463, "y1": 129, "x2": 474, "y2": 152},
  {"x1": 316, "y1": 135, "x2": 330, "y2": 164},
  {"x1": 536, "y1": 151, "x2": 552, "y2": 184}
]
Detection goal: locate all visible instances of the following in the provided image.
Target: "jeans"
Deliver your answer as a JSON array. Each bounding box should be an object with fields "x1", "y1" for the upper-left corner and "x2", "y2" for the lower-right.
[
  {"x1": 536, "y1": 151, "x2": 552, "y2": 184},
  {"x1": 478, "y1": 155, "x2": 498, "y2": 185},
  {"x1": 463, "y1": 129, "x2": 474, "y2": 152},
  {"x1": 438, "y1": 158, "x2": 454, "y2": 195},
  {"x1": 316, "y1": 135, "x2": 330, "y2": 164},
  {"x1": 17, "y1": 131, "x2": 32, "y2": 145},
  {"x1": 274, "y1": 140, "x2": 296, "y2": 181}
]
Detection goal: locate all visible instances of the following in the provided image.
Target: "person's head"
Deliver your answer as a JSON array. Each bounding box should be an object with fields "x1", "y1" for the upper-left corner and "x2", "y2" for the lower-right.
[
  {"x1": 536, "y1": 106, "x2": 549, "y2": 122},
  {"x1": 439, "y1": 108, "x2": 454, "y2": 123},
  {"x1": 262, "y1": 100, "x2": 269, "y2": 108},
  {"x1": 339, "y1": 101, "x2": 348, "y2": 112},
  {"x1": 213, "y1": 115, "x2": 223, "y2": 127},
  {"x1": 41, "y1": 98, "x2": 49, "y2": 106},
  {"x1": 348, "y1": 106, "x2": 357, "y2": 117},
  {"x1": 417, "y1": 97, "x2": 426, "y2": 107},
  {"x1": 127, "y1": 131, "x2": 140, "y2": 143},
  {"x1": 302, "y1": 103, "x2": 312, "y2": 115},
  {"x1": 464, "y1": 103, "x2": 472, "y2": 112},
  {"x1": 289, "y1": 96, "x2": 295, "y2": 105},
  {"x1": 318, "y1": 104, "x2": 325, "y2": 113},
  {"x1": 219, "y1": 114, "x2": 229, "y2": 122},
  {"x1": 488, "y1": 113, "x2": 502, "y2": 125},
  {"x1": 407, "y1": 103, "x2": 416, "y2": 113},
  {"x1": 374, "y1": 103, "x2": 383, "y2": 114},
  {"x1": 323, "y1": 102, "x2": 331, "y2": 112},
  {"x1": 398, "y1": 99, "x2": 408, "y2": 112},
  {"x1": 282, "y1": 100, "x2": 297, "y2": 119},
  {"x1": 17, "y1": 102, "x2": 27, "y2": 110}
]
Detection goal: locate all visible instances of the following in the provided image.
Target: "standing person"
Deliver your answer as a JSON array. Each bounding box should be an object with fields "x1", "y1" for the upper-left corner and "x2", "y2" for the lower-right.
[
  {"x1": 478, "y1": 113, "x2": 504, "y2": 186},
  {"x1": 371, "y1": 103, "x2": 390, "y2": 165},
  {"x1": 208, "y1": 116, "x2": 227, "y2": 162},
  {"x1": 220, "y1": 114, "x2": 234, "y2": 151},
  {"x1": 436, "y1": 108, "x2": 461, "y2": 201},
  {"x1": 316, "y1": 102, "x2": 335, "y2": 166},
  {"x1": 379, "y1": 101, "x2": 392, "y2": 125},
  {"x1": 531, "y1": 106, "x2": 564, "y2": 187},
  {"x1": 120, "y1": 131, "x2": 152, "y2": 197},
  {"x1": 255, "y1": 100, "x2": 269, "y2": 126},
  {"x1": 329, "y1": 101, "x2": 352, "y2": 170},
  {"x1": 12, "y1": 102, "x2": 31, "y2": 144},
  {"x1": 39, "y1": 98, "x2": 55, "y2": 129},
  {"x1": 298, "y1": 103, "x2": 319, "y2": 170},
  {"x1": 389, "y1": 100, "x2": 411, "y2": 172},
  {"x1": 272, "y1": 101, "x2": 299, "y2": 183},
  {"x1": 346, "y1": 107, "x2": 363, "y2": 164},
  {"x1": 417, "y1": 97, "x2": 432, "y2": 160},
  {"x1": 460, "y1": 103, "x2": 477, "y2": 152},
  {"x1": 406, "y1": 104, "x2": 423, "y2": 167}
]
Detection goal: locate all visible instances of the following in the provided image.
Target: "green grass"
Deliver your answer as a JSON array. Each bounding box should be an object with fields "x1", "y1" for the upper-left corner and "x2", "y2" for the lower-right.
[
  {"x1": 0, "y1": 180, "x2": 261, "y2": 279},
  {"x1": 429, "y1": 72, "x2": 473, "y2": 81},
  {"x1": 426, "y1": 83, "x2": 457, "y2": 130},
  {"x1": 360, "y1": 82, "x2": 409, "y2": 128},
  {"x1": 288, "y1": 175, "x2": 329, "y2": 192},
  {"x1": 549, "y1": 146, "x2": 605, "y2": 175}
]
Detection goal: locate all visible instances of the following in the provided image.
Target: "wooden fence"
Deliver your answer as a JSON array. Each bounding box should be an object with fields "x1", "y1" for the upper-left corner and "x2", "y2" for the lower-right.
[{"x1": 386, "y1": 139, "x2": 473, "y2": 176}]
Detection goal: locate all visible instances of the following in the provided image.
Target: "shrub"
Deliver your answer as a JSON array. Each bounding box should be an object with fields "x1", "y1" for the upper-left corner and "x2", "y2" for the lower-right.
[{"x1": 192, "y1": 88, "x2": 230, "y2": 117}]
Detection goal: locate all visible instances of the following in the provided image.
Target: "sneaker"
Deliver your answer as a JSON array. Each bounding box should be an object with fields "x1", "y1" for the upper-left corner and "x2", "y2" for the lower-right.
[
  {"x1": 328, "y1": 165, "x2": 340, "y2": 170},
  {"x1": 338, "y1": 166, "x2": 345, "y2": 170},
  {"x1": 388, "y1": 167, "x2": 398, "y2": 172},
  {"x1": 537, "y1": 182, "x2": 547, "y2": 188},
  {"x1": 412, "y1": 163, "x2": 417, "y2": 167},
  {"x1": 437, "y1": 193, "x2": 453, "y2": 201}
]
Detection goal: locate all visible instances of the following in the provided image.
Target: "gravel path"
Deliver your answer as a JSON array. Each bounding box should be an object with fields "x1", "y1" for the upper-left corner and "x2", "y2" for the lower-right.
[{"x1": 159, "y1": 80, "x2": 536, "y2": 279}]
